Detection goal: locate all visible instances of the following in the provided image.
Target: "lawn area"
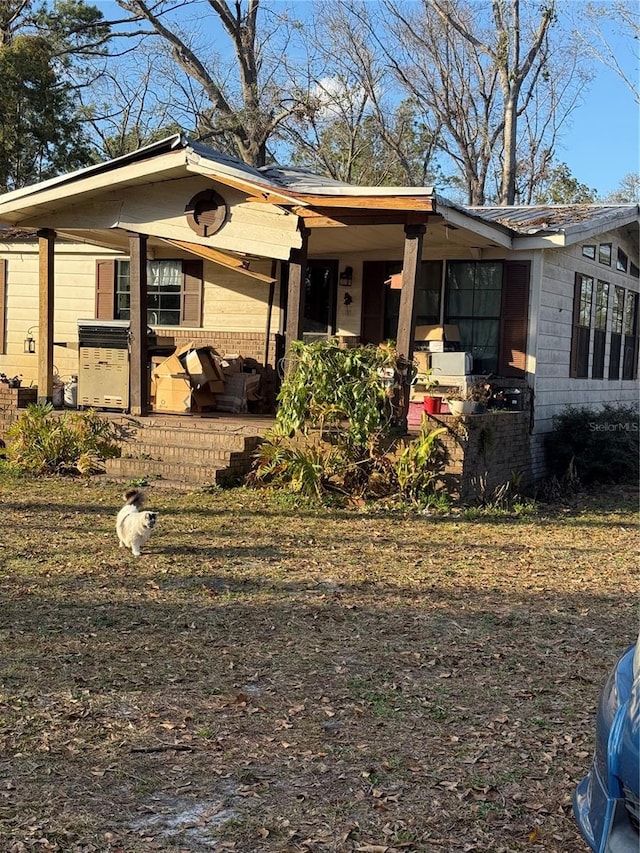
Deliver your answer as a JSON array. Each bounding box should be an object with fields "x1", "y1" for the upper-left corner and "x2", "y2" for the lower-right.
[{"x1": 0, "y1": 474, "x2": 637, "y2": 853}]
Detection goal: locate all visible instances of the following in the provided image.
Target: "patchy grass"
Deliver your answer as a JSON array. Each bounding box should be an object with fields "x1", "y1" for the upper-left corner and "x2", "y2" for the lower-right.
[{"x1": 0, "y1": 474, "x2": 637, "y2": 853}]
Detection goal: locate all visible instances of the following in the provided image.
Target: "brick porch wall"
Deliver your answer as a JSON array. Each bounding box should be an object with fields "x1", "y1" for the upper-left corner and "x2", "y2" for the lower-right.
[{"x1": 422, "y1": 410, "x2": 534, "y2": 501}]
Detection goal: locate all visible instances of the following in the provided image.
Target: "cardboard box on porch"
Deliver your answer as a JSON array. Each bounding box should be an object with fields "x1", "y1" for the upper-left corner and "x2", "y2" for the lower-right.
[
  {"x1": 151, "y1": 341, "x2": 224, "y2": 412},
  {"x1": 153, "y1": 374, "x2": 193, "y2": 413},
  {"x1": 414, "y1": 324, "x2": 460, "y2": 353},
  {"x1": 183, "y1": 347, "x2": 225, "y2": 394}
]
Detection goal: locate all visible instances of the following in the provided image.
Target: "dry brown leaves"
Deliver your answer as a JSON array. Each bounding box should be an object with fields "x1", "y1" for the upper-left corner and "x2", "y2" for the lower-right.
[{"x1": 0, "y1": 476, "x2": 637, "y2": 852}]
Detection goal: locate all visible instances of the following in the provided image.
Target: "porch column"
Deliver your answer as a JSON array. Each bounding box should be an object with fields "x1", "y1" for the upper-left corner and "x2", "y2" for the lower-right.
[
  {"x1": 128, "y1": 232, "x2": 148, "y2": 416},
  {"x1": 285, "y1": 227, "x2": 309, "y2": 366},
  {"x1": 396, "y1": 221, "x2": 426, "y2": 428},
  {"x1": 37, "y1": 229, "x2": 55, "y2": 404}
]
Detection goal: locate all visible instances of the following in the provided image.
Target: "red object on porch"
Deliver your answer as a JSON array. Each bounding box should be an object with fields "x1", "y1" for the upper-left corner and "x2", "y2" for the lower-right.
[{"x1": 424, "y1": 395, "x2": 442, "y2": 415}]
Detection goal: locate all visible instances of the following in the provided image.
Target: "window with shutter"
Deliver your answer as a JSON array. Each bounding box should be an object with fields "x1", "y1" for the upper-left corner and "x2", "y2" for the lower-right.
[
  {"x1": 0, "y1": 259, "x2": 6, "y2": 354},
  {"x1": 97, "y1": 258, "x2": 203, "y2": 326},
  {"x1": 498, "y1": 261, "x2": 530, "y2": 378}
]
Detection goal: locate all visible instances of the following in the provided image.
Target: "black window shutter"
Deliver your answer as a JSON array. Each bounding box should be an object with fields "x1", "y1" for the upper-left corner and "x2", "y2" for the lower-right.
[
  {"x1": 498, "y1": 260, "x2": 530, "y2": 377},
  {"x1": 181, "y1": 259, "x2": 203, "y2": 326},
  {"x1": 95, "y1": 260, "x2": 116, "y2": 319}
]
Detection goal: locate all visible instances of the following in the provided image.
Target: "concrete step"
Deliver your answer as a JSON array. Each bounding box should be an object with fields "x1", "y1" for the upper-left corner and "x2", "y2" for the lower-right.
[
  {"x1": 120, "y1": 429, "x2": 263, "y2": 453},
  {"x1": 104, "y1": 457, "x2": 247, "y2": 486},
  {"x1": 120, "y1": 442, "x2": 259, "y2": 463}
]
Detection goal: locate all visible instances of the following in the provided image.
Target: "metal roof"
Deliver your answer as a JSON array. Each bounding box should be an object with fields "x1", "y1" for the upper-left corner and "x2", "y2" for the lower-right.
[{"x1": 466, "y1": 204, "x2": 639, "y2": 236}]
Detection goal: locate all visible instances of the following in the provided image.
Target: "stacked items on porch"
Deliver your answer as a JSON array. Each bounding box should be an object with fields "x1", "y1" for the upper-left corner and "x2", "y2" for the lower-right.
[
  {"x1": 215, "y1": 354, "x2": 261, "y2": 414},
  {"x1": 151, "y1": 342, "x2": 260, "y2": 414}
]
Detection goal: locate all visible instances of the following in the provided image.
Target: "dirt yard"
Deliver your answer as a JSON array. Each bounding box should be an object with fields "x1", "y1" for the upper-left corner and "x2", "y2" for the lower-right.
[{"x1": 0, "y1": 475, "x2": 637, "y2": 853}]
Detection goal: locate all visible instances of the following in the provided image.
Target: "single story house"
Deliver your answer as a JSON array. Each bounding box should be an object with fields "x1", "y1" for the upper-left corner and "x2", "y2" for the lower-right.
[{"x1": 0, "y1": 134, "x2": 637, "y2": 485}]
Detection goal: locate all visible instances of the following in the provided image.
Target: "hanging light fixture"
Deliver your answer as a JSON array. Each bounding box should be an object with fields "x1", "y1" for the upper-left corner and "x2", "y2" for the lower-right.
[
  {"x1": 24, "y1": 326, "x2": 37, "y2": 353},
  {"x1": 338, "y1": 266, "x2": 353, "y2": 287}
]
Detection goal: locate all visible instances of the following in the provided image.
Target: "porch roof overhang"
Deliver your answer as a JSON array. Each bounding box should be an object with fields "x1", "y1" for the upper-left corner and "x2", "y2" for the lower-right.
[{"x1": 0, "y1": 134, "x2": 514, "y2": 261}]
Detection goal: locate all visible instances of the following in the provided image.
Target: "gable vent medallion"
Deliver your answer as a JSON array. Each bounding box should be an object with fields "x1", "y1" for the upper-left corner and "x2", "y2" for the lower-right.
[{"x1": 185, "y1": 189, "x2": 228, "y2": 237}]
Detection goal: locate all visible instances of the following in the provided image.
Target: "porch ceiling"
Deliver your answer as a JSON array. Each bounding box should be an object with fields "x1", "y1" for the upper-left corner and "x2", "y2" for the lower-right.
[{"x1": 306, "y1": 215, "x2": 508, "y2": 257}]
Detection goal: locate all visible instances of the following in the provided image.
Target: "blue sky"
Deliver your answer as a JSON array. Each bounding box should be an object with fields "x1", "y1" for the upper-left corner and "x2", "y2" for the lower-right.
[
  {"x1": 556, "y1": 19, "x2": 639, "y2": 198},
  {"x1": 95, "y1": 0, "x2": 639, "y2": 198}
]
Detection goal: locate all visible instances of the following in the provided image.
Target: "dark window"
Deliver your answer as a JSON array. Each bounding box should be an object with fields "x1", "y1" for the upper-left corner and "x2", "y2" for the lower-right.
[
  {"x1": 570, "y1": 273, "x2": 593, "y2": 378},
  {"x1": 582, "y1": 245, "x2": 596, "y2": 259},
  {"x1": 622, "y1": 291, "x2": 639, "y2": 380},
  {"x1": 630, "y1": 262, "x2": 639, "y2": 279},
  {"x1": 445, "y1": 261, "x2": 502, "y2": 373},
  {"x1": 303, "y1": 259, "x2": 337, "y2": 337},
  {"x1": 608, "y1": 286, "x2": 625, "y2": 380},
  {"x1": 97, "y1": 258, "x2": 202, "y2": 326},
  {"x1": 592, "y1": 280, "x2": 608, "y2": 379},
  {"x1": 616, "y1": 248, "x2": 628, "y2": 273},
  {"x1": 599, "y1": 244, "x2": 612, "y2": 266}
]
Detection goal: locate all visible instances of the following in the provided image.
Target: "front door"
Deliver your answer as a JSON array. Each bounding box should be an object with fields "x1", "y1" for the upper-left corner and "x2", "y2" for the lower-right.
[{"x1": 303, "y1": 259, "x2": 338, "y2": 340}]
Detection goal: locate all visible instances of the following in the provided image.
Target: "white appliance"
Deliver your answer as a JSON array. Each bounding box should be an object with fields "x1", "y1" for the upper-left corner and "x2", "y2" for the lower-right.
[{"x1": 430, "y1": 351, "x2": 473, "y2": 377}]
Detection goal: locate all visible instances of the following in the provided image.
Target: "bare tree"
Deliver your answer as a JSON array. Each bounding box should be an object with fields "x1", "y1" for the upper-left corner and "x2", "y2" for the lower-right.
[
  {"x1": 379, "y1": 0, "x2": 586, "y2": 205},
  {"x1": 431, "y1": 0, "x2": 555, "y2": 205},
  {"x1": 574, "y1": 1, "x2": 640, "y2": 104},
  {"x1": 111, "y1": 0, "x2": 312, "y2": 167},
  {"x1": 278, "y1": 1, "x2": 441, "y2": 185}
]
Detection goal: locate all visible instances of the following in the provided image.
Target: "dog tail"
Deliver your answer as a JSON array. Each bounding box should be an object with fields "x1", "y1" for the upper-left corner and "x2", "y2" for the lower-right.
[{"x1": 123, "y1": 488, "x2": 145, "y2": 507}]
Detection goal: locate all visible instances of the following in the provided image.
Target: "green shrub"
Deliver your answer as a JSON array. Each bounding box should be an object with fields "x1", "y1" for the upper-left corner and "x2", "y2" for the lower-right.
[
  {"x1": 5, "y1": 404, "x2": 121, "y2": 475},
  {"x1": 545, "y1": 404, "x2": 639, "y2": 486}
]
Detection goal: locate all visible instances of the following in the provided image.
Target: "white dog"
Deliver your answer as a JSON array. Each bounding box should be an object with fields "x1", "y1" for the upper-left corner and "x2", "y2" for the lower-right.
[{"x1": 116, "y1": 488, "x2": 157, "y2": 556}]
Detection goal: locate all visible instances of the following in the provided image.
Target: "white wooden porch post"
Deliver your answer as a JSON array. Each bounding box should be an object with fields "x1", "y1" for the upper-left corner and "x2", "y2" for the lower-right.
[
  {"x1": 37, "y1": 229, "x2": 55, "y2": 404},
  {"x1": 128, "y1": 232, "x2": 149, "y2": 416}
]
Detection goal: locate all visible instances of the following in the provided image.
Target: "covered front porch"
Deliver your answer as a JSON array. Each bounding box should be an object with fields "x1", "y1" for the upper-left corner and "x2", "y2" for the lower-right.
[{"x1": 0, "y1": 136, "x2": 525, "y2": 428}]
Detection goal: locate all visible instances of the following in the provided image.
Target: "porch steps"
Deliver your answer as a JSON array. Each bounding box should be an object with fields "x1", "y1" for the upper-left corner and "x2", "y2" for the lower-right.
[{"x1": 102, "y1": 413, "x2": 273, "y2": 489}]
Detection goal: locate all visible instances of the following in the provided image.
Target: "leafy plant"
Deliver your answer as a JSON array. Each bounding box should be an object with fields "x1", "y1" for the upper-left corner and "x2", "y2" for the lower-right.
[
  {"x1": 250, "y1": 341, "x2": 448, "y2": 506},
  {"x1": 5, "y1": 403, "x2": 121, "y2": 475},
  {"x1": 393, "y1": 420, "x2": 448, "y2": 502},
  {"x1": 276, "y1": 339, "x2": 399, "y2": 449}
]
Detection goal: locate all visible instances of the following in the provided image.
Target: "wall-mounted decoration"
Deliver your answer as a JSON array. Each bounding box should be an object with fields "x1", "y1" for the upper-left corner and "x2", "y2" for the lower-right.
[{"x1": 185, "y1": 189, "x2": 228, "y2": 237}]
